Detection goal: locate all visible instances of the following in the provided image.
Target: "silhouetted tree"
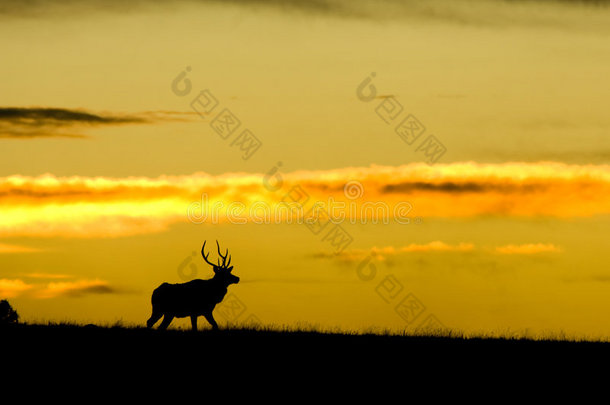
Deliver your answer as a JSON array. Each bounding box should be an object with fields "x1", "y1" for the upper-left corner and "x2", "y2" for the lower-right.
[{"x1": 0, "y1": 299, "x2": 19, "y2": 324}]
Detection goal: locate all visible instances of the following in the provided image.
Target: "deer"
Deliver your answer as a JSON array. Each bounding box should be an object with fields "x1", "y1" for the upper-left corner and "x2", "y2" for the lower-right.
[{"x1": 146, "y1": 240, "x2": 240, "y2": 331}]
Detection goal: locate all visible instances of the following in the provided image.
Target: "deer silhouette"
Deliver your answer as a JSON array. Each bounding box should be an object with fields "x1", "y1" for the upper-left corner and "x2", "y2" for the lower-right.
[{"x1": 146, "y1": 240, "x2": 240, "y2": 331}]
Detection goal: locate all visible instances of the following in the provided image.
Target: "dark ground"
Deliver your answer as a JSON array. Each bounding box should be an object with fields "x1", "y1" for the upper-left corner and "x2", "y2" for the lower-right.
[
  {"x1": 3, "y1": 323, "x2": 609, "y2": 359},
  {"x1": 2, "y1": 323, "x2": 609, "y2": 386}
]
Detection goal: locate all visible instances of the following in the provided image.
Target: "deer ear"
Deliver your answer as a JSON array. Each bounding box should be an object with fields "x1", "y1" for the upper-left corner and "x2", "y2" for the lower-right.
[
  {"x1": 227, "y1": 266, "x2": 234, "y2": 273},
  {"x1": 212, "y1": 266, "x2": 220, "y2": 273}
]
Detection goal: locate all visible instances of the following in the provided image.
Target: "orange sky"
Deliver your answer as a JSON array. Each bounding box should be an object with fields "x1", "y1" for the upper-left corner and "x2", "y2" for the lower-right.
[{"x1": 1, "y1": 0, "x2": 610, "y2": 338}]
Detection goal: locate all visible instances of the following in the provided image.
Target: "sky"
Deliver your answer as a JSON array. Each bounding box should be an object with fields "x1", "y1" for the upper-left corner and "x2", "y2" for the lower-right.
[{"x1": 1, "y1": 0, "x2": 610, "y2": 337}]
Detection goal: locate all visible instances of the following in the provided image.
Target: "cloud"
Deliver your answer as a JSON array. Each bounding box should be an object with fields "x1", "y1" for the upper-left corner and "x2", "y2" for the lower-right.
[
  {"x1": 36, "y1": 279, "x2": 117, "y2": 298},
  {"x1": 586, "y1": 275, "x2": 610, "y2": 283},
  {"x1": 398, "y1": 241, "x2": 475, "y2": 253},
  {"x1": 0, "y1": 162, "x2": 609, "y2": 238},
  {"x1": 381, "y1": 181, "x2": 542, "y2": 194},
  {"x1": 0, "y1": 0, "x2": 346, "y2": 19},
  {"x1": 314, "y1": 241, "x2": 476, "y2": 262},
  {"x1": 495, "y1": 243, "x2": 561, "y2": 255},
  {"x1": 2, "y1": 0, "x2": 608, "y2": 34},
  {"x1": 0, "y1": 278, "x2": 33, "y2": 298},
  {"x1": 0, "y1": 243, "x2": 41, "y2": 253},
  {"x1": 316, "y1": 241, "x2": 563, "y2": 262},
  {"x1": 22, "y1": 272, "x2": 70, "y2": 279},
  {"x1": 0, "y1": 276, "x2": 120, "y2": 299},
  {"x1": 0, "y1": 107, "x2": 146, "y2": 125},
  {"x1": 0, "y1": 107, "x2": 190, "y2": 139}
]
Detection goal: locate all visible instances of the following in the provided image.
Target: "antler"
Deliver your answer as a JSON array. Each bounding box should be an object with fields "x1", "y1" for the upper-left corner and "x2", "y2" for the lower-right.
[
  {"x1": 216, "y1": 240, "x2": 231, "y2": 268},
  {"x1": 201, "y1": 241, "x2": 217, "y2": 267},
  {"x1": 201, "y1": 240, "x2": 231, "y2": 269}
]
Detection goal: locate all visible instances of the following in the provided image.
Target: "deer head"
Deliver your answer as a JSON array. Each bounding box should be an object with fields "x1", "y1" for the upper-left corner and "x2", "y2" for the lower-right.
[{"x1": 201, "y1": 240, "x2": 240, "y2": 285}]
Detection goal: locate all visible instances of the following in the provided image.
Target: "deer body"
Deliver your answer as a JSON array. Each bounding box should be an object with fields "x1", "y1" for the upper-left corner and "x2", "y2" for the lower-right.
[{"x1": 147, "y1": 241, "x2": 239, "y2": 331}]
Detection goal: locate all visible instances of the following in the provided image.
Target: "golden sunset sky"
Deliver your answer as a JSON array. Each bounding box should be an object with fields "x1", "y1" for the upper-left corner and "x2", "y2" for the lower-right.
[{"x1": 2, "y1": 0, "x2": 610, "y2": 337}]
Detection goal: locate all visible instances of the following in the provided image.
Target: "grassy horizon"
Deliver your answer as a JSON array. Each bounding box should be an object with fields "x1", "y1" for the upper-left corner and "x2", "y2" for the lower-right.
[{"x1": 6, "y1": 320, "x2": 609, "y2": 345}]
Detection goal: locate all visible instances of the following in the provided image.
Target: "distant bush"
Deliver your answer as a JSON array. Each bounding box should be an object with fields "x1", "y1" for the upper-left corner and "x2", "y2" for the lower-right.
[{"x1": 0, "y1": 300, "x2": 19, "y2": 324}]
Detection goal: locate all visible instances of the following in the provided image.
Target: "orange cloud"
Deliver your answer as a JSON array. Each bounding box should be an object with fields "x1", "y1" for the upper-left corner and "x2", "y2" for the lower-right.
[
  {"x1": 0, "y1": 243, "x2": 41, "y2": 253},
  {"x1": 0, "y1": 162, "x2": 609, "y2": 238},
  {"x1": 318, "y1": 241, "x2": 562, "y2": 262},
  {"x1": 398, "y1": 241, "x2": 475, "y2": 253},
  {"x1": 495, "y1": 243, "x2": 561, "y2": 254},
  {"x1": 23, "y1": 272, "x2": 70, "y2": 279},
  {"x1": 316, "y1": 241, "x2": 475, "y2": 262},
  {"x1": 0, "y1": 277, "x2": 118, "y2": 299},
  {"x1": 0, "y1": 278, "x2": 33, "y2": 298},
  {"x1": 36, "y1": 279, "x2": 116, "y2": 299}
]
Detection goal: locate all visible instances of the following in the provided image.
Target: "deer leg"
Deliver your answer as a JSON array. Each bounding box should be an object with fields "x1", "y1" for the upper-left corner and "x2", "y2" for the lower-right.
[
  {"x1": 158, "y1": 314, "x2": 174, "y2": 330},
  {"x1": 191, "y1": 315, "x2": 198, "y2": 331},
  {"x1": 203, "y1": 312, "x2": 219, "y2": 330},
  {"x1": 147, "y1": 312, "x2": 163, "y2": 329}
]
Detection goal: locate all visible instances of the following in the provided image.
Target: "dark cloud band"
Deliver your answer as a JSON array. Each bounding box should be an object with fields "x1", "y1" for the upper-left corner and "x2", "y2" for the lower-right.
[
  {"x1": 381, "y1": 181, "x2": 546, "y2": 194},
  {"x1": 0, "y1": 107, "x2": 187, "y2": 139},
  {"x1": 0, "y1": 107, "x2": 146, "y2": 126}
]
